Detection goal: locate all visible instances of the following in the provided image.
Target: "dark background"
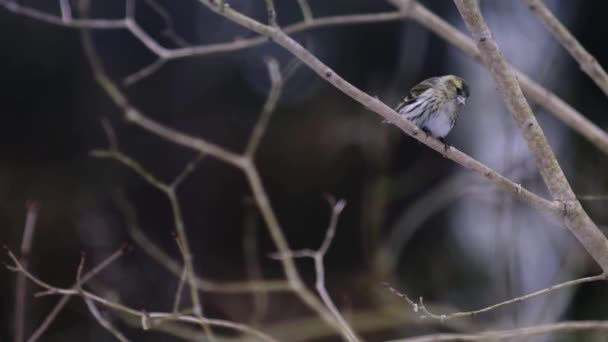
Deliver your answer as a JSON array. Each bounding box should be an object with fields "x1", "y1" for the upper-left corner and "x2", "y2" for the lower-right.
[{"x1": 2, "y1": 0, "x2": 608, "y2": 341}]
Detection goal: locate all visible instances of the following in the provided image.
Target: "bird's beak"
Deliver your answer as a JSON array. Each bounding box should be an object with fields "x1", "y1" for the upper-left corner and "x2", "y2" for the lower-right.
[{"x1": 457, "y1": 96, "x2": 467, "y2": 105}]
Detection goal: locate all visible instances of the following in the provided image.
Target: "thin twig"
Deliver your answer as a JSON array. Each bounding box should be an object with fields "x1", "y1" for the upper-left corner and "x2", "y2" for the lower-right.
[
  {"x1": 27, "y1": 247, "x2": 126, "y2": 342},
  {"x1": 296, "y1": 0, "x2": 313, "y2": 23},
  {"x1": 85, "y1": 297, "x2": 132, "y2": 342},
  {"x1": 5, "y1": 251, "x2": 279, "y2": 342},
  {"x1": 78, "y1": 17, "x2": 214, "y2": 337},
  {"x1": 271, "y1": 196, "x2": 359, "y2": 342},
  {"x1": 385, "y1": 273, "x2": 606, "y2": 322},
  {"x1": 143, "y1": 0, "x2": 190, "y2": 47},
  {"x1": 113, "y1": 190, "x2": 291, "y2": 294},
  {"x1": 264, "y1": 0, "x2": 278, "y2": 27},
  {"x1": 89, "y1": 149, "x2": 215, "y2": 338},
  {"x1": 80, "y1": 14, "x2": 350, "y2": 338},
  {"x1": 5, "y1": 0, "x2": 608, "y2": 158},
  {"x1": 172, "y1": 237, "x2": 188, "y2": 313},
  {"x1": 191, "y1": 0, "x2": 558, "y2": 218},
  {"x1": 123, "y1": 59, "x2": 166, "y2": 86},
  {"x1": 453, "y1": 0, "x2": 608, "y2": 273},
  {"x1": 525, "y1": 0, "x2": 608, "y2": 98},
  {"x1": 242, "y1": 197, "x2": 269, "y2": 325},
  {"x1": 76, "y1": 253, "x2": 131, "y2": 342},
  {"x1": 245, "y1": 57, "x2": 283, "y2": 157},
  {"x1": 387, "y1": 321, "x2": 608, "y2": 342},
  {"x1": 14, "y1": 201, "x2": 40, "y2": 342}
]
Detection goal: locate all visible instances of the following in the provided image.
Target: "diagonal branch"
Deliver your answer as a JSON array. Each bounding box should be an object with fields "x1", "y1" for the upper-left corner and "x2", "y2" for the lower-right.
[
  {"x1": 385, "y1": 273, "x2": 606, "y2": 322},
  {"x1": 191, "y1": 0, "x2": 557, "y2": 217},
  {"x1": 28, "y1": 247, "x2": 125, "y2": 342},
  {"x1": 452, "y1": 0, "x2": 608, "y2": 273},
  {"x1": 525, "y1": 0, "x2": 608, "y2": 98},
  {"x1": 4, "y1": 0, "x2": 607, "y2": 157},
  {"x1": 270, "y1": 196, "x2": 359, "y2": 342},
  {"x1": 5, "y1": 250, "x2": 279, "y2": 342},
  {"x1": 386, "y1": 0, "x2": 608, "y2": 156}
]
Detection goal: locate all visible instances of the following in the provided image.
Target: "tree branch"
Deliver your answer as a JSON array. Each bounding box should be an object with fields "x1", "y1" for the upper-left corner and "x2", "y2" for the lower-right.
[
  {"x1": 453, "y1": 0, "x2": 608, "y2": 273},
  {"x1": 386, "y1": 0, "x2": 608, "y2": 156},
  {"x1": 525, "y1": 0, "x2": 608, "y2": 98},
  {"x1": 387, "y1": 320, "x2": 608, "y2": 342}
]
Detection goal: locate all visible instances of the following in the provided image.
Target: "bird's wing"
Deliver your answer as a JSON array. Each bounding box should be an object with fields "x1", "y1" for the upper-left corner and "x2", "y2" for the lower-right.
[{"x1": 395, "y1": 77, "x2": 438, "y2": 112}]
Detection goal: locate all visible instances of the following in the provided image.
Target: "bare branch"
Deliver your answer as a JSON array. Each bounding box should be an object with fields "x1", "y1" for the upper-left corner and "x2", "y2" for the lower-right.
[
  {"x1": 113, "y1": 191, "x2": 291, "y2": 294},
  {"x1": 387, "y1": 321, "x2": 608, "y2": 342},
  {"x1": 6, "y1": 251, "x2": 280, "y2": 342},
  {"x1": 28, "y1": 247, "x2": 125, "y2": 342},
  {"x1": 242, "y1": 197, "x2": 269, "y2": 325},
  {"x1": 88, "y1": 147, "x2": 214, "y2": 337},
  {"x1": 84, "y1": 297, "x2": 132, "y2": 342},
  {"x1": 387, "y1": 0, "x2": 608, "y2": 156},
  {"x1": 5, "y1": 1, "x2": 607, "y2": 157},
  {"x1": 143, "y1": 0, "x2": 190, "y2": 47},
  {"x1": 296, "y1": 0, "x2": 313, "y2": 23},
  {"x1": 0, "y1": 0, "x2": 125, "y2": 28},
  {"x1": 385, "y1": 274, "x2": 606, "y2": 322},
  {"x1": 189, "y1": 0, "x2": 558, "y2": 218},
  {"x1": 80, "y1": 15, "x2": 352, "y2": 338},
  {"x1": 245, "y1": 57, "x2": 283, "y2": 157},
  {"x1": 123, "y1": 59, "x2": 166, "y2": 86},
  {"x1": 453, "y1": 0, "x2": 608, "y2": 273},
  {"x1": 525, "y1": 0, "x2": 608, "y2": 98},
  {"x1": 271, "y1": 196, "x2": 359, "y2": 342},
  {"x1": 264, "y1": 0, "x2": 278, "y2": 27},
  {"x1": 14, "y1": 201, "x2": 40, "y2": 342}
]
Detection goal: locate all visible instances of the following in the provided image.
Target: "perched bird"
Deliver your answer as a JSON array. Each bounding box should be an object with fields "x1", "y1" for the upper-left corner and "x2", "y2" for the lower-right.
[{"x1": 389, "y1": 75, "x2": 470, "y2": 148}]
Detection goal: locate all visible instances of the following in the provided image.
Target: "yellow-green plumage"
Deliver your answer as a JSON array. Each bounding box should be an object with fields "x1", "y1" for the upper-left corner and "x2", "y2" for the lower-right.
[{"x1": 394, "y1": 75, "x2": 470, "y2": 141}]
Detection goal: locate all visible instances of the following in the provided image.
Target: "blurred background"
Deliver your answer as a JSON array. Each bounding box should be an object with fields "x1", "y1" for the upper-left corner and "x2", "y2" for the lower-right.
[{"x1": 2, "y1": 0, "x2": 608, "y2": 341}]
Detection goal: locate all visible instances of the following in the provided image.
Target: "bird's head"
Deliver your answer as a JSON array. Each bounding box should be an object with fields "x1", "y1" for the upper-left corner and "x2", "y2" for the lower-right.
[{"x1": 444, "y1": 75, "x2": 470, "y2": 106}]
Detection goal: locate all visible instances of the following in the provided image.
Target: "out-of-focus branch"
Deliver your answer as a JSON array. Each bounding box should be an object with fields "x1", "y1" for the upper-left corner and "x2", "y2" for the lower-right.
[
  {"x1": 385, "y1": 273, "x2": 606, "y2": 322},
  {"x1": 453, "y1": 0, "x2": 608, "y2": 274},
  {"x1": 4, "y1": 0, "x2": 607, "y2": 157},
  {"x1": 28, "y1": 247, "x2": 125, "y2": 342},
  {"x1": 190, "y1": 0, "x2": 558, "y2": 219},
  {"x1": 81, "y1": 18, "x2": 353, "y2": 338},
  {"x1": 525, "y1": 0, "x2": 608, "y2": 98},
  {"x1": 89, "y1": 147, "x2": 215, "y2": 338},
  {"x1": 113, "y1": 190, "x2": 292, "y2": 294},
  {"x1": 14, "y1": 201, "x2": 40, "y2": 342},
  {"x1": 84, "y1": 297, "x2": 131, "y2": 342},
  {"x1": 271, "y1": 197, "x2": 359, "y2": 342},
  {"x1": 245, "y1": 57, "x2": 283, "y2": 158},
  {"x1": 387, "y1": 320, "x2": 608, "y2": 342},
  {"x1": 386, "y1": 0, "x2": 608, "y2": 156},
  {"x1": 4, "y1": 250, "x2": 279, "y2": 342}
]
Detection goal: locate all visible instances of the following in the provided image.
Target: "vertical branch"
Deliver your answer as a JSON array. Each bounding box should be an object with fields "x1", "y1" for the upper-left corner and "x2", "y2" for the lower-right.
[
  {"x1": 245, "y1": 57, "x2": 283, "y2": 157},
  {"x1": 59, "y1": 0, "x2": 72, "y2": 22},
  {"x1": 452, "y1": 0, "x2": 608, "y2": 273},
  {"x1": 525, "y1": 0, "x2": 608, "y2": 98},
  {"x1": 296, "y1": 0, "x2": 313, "y2": 23},
  {"x1": 242, "y1": 197, "x2": 269, "y2": 325},
  {"x1": 264, "y1": 0, "x2": 278, "y2": 27},
  {"x1": 27, "y1": 247, "x2": 125, "y2": 342},
  {"x1": 14, "y1": 201, "x2": 40, "y2": 342},
  {"x1": 270, "y1": 197, "x2": 359, "y2": 342}
]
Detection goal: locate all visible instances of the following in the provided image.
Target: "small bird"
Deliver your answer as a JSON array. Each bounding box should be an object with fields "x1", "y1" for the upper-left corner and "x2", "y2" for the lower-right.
[{"x1": 389, "y1": 75, "x2": 470, "y2": 148}]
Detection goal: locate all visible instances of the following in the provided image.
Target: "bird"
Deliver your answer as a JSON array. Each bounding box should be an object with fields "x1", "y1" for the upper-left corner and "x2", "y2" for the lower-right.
[{"x1": 388, "y1": 75, "x2": 470, "y2": 149}]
